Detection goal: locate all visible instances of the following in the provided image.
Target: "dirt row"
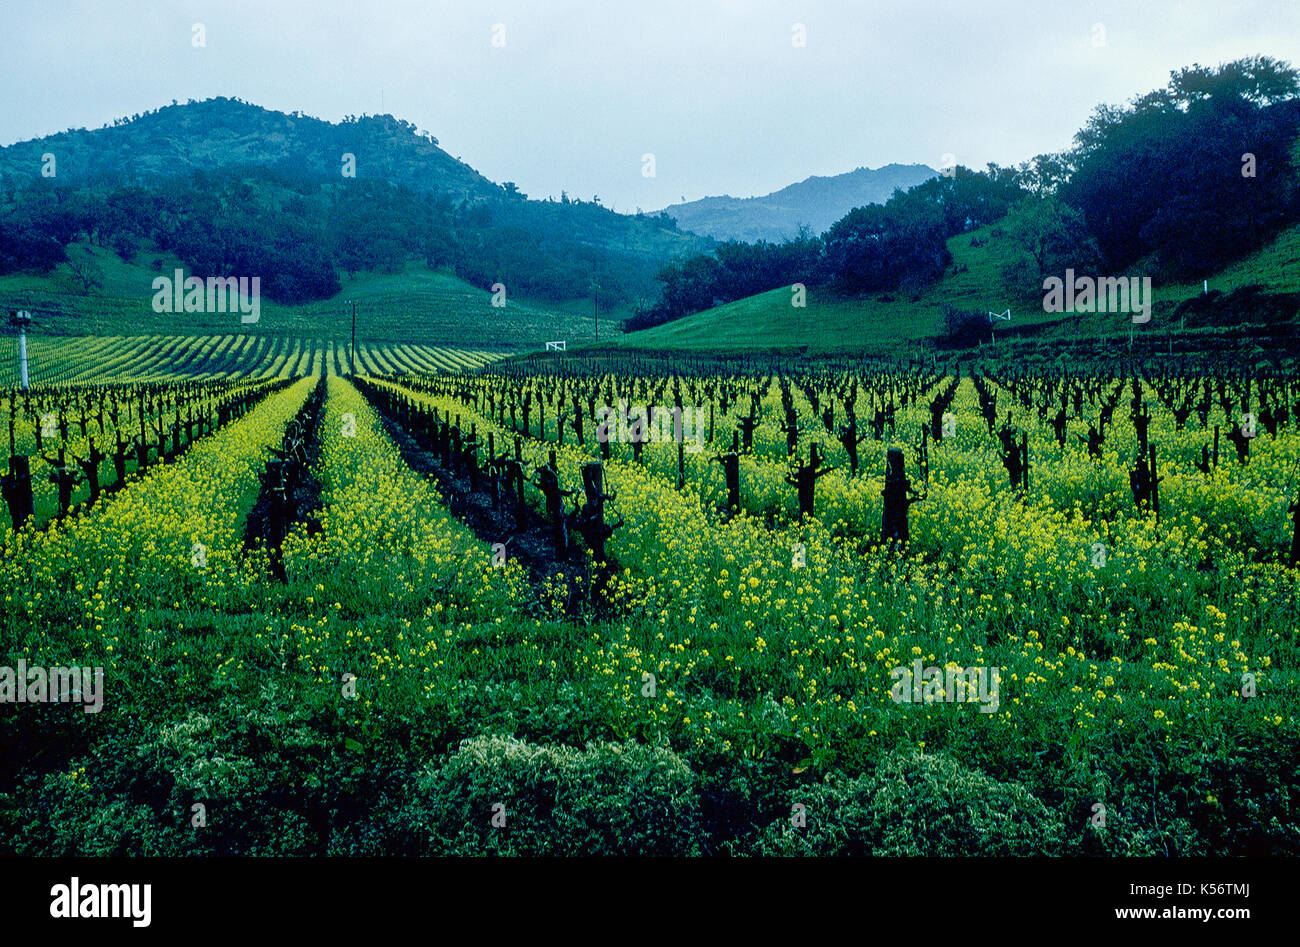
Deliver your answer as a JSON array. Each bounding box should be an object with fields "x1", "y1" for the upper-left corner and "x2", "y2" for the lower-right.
[
  {"x1": 242, "y1": 376, "x2": 327, "y2": 578},
  {"x1": 355, "y1": 383, "x2": 603, "y2": 616}
]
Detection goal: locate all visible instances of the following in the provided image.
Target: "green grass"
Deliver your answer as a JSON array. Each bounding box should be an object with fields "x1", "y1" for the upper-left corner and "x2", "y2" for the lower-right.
[
  {"x1": 2, "y1": 364, "x2": 1297, "y2": 856},
  {"x1": 0, "y1": 247, "x2": 596, "y2": 350},
  {"x1": 612, "y1": 217, "x2": 1300, "y2": 354},
  {"x1": 1162, "y1": 223, "x2": 1300, "y2": 301}
]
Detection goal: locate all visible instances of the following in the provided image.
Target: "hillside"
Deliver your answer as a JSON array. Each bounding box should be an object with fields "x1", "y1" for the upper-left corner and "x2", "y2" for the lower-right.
[
  {"x1": 658, "y1": 163, "x2": 937, "y2": 242},
  {"x1": 0, "y1": 247, "x2": 596, "y2": 348},
  {"x1": 0, "y1": 97, "x2": 497, "y2": 199},
  {"x1": 0, "y1": 98, "x2": 710, "y2": 315},
  {"x1": 611, "y1": 214, "x2": 1300, "y2": 356}
]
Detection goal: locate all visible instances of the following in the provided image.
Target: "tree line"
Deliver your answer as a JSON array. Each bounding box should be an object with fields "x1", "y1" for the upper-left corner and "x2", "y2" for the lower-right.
[{"x1": 0, "y1": 160, "x2": 689, "y2": 308}]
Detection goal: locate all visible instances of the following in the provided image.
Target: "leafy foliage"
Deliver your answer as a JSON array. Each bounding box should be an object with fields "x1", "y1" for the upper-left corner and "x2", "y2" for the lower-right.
[
  {"x1": 751, "y1": 750, "x2": 1066, "y2": 856},
  {"x1": 1062, "y1": 57, "x2": 1300, "y2": 279}
]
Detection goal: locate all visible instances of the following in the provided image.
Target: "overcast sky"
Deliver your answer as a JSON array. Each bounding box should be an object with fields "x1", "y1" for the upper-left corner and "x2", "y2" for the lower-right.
[{"x1": 2, "y1": 0, "x2": 1296, "y2": 210}]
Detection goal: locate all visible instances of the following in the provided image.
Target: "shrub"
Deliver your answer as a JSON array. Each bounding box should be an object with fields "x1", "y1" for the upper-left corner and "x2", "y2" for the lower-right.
[
  {"x1": 941, "y1": 305, "x2": 992, "y2": 347},
  {"x1": 7, "y1": 692, "x2": 348, "y2": 856},
  {"x1": 751, "y1": 749, "x2": 1065, "y2": 856},
  {"x1": 404, "y1": 735, "x2": 704, "y2": 855}
]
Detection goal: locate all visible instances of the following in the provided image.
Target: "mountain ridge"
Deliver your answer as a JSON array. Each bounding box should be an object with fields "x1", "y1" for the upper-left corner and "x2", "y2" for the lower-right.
[
  {"x1": 657, "y1": 162, "x2": 938, "y2": 242},
  {"x1": 0, "y1": 97, "x2": 499, "y2": 200}
]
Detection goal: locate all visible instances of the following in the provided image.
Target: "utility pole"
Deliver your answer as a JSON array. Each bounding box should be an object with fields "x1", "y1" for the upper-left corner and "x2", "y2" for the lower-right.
[{"x1": 9, "y1": 310, "x2": 32, "y2": 390}]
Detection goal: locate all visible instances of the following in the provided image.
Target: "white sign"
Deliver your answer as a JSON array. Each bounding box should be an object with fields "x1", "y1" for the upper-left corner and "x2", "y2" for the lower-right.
[
  {"x1": 988, "y1": 309, "x2": 1011, "y2": 323},
  {"x1": 545, "y1": 340, "x2": 566, "y2": 351}
]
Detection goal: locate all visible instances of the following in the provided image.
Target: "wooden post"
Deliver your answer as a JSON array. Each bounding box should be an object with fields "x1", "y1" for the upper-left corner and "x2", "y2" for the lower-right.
[
  {"x1": 881, "y1": 447, "x2": 923, "y2": 548},
  {"x1": 514, "y1": 437, "x2": 527, "y2": 529},
  {"x1": 785, "y1": 442, "x2": 835, "y2": 518}
]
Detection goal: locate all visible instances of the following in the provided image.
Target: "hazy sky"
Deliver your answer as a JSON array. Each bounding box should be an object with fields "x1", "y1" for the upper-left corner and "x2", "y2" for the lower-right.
[{"x1": 2, "y1": 0, "x2": 1296, "y2": 210}]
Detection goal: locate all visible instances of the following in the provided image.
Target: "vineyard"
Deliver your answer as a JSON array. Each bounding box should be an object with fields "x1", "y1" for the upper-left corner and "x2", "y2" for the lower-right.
[
  {"x1": 0, "y1": 333, "x2": 501, "y2": 387},
  {"x1": 1, "y1": 351, "x2": 1298, "y2": 856}
]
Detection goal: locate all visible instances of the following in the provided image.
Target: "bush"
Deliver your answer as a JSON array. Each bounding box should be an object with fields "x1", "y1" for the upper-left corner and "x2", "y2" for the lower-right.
[
  {"x1": 6, "y1": 692, "x2": 352, "y2": 856},
  {"x1": 404, "y1": 735, "x2": 704, "y2": 855},
  {"x1": 1063, "y1": 722, "x2": 1300, "y2": 856},
  {"x1": 751, "y1": 750, "x2": 1065, "y2": 856},
  {"x1": 941, "y1": 305, "x2": 992, "y2": 347}
]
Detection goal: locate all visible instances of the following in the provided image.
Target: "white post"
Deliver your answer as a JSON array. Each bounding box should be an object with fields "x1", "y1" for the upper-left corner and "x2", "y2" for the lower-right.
[{"x1": 18, "y1": 326, "x2": 28, "y2": 389}]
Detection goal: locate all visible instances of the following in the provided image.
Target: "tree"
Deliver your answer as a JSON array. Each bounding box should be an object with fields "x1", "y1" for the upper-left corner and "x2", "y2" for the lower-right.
[
  {"x1": 1015, "y1": 153, "x2": 1070, "y2": 198},
  {"x1": 64, "y1": 247, "x2": 105, "y2": 295},
  {"x1": 0, "y1": 218, "x2": 66, "y2": 273},
  {"x1": 820, "y1": 193, "x2": 950, "y2": 294},
  {"x1": 1004, "y1": 197, "x2": 1099, "y2": 281},
  {"x1": 905, "y1": 165, "x2": 1024, "y2": 237},
  {"x1": 1062, "y1": 57, "x2": 1300, "y2": 278},
  {"x1": 1168, "y1": 56, "x2": 1300, "y2": 108}
]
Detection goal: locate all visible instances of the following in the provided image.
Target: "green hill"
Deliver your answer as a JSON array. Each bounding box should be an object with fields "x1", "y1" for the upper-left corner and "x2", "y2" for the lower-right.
[
  {"x1": 0, "y1": 98, "x2": 710, "y2": 322},
  {"x1": 0, "y1": 98, "x2": 496, "y2": 200},
  {"x1": 612, "y1": 214, "x2": 1300, "y2": 355},
  {"x1": 0, "y1": 245, "x2": 597, "y2": 349}
]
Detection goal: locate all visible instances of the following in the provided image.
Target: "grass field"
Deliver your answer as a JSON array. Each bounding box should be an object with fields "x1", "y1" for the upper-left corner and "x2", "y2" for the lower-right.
[
  {"x1": 0, "y1": 248, "x2": 597, "y2": 349},
  {"x1": 613, "y1": 220, "x2": 1300, "y2": 353}
]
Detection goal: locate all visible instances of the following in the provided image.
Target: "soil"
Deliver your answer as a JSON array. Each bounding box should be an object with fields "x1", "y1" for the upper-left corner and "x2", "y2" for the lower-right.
[
  {"x1": 358, "y1": 385, "x2": 606, "y2": 617},
  {"x1": 242, "y1": 377, "x2": 326, "y2": 577}
]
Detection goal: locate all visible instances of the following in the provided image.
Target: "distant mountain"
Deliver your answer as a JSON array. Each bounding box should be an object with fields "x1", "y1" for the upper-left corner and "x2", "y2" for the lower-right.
[{"x1": 659, "y1": 163, "x2": 938, "y2": 242}]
